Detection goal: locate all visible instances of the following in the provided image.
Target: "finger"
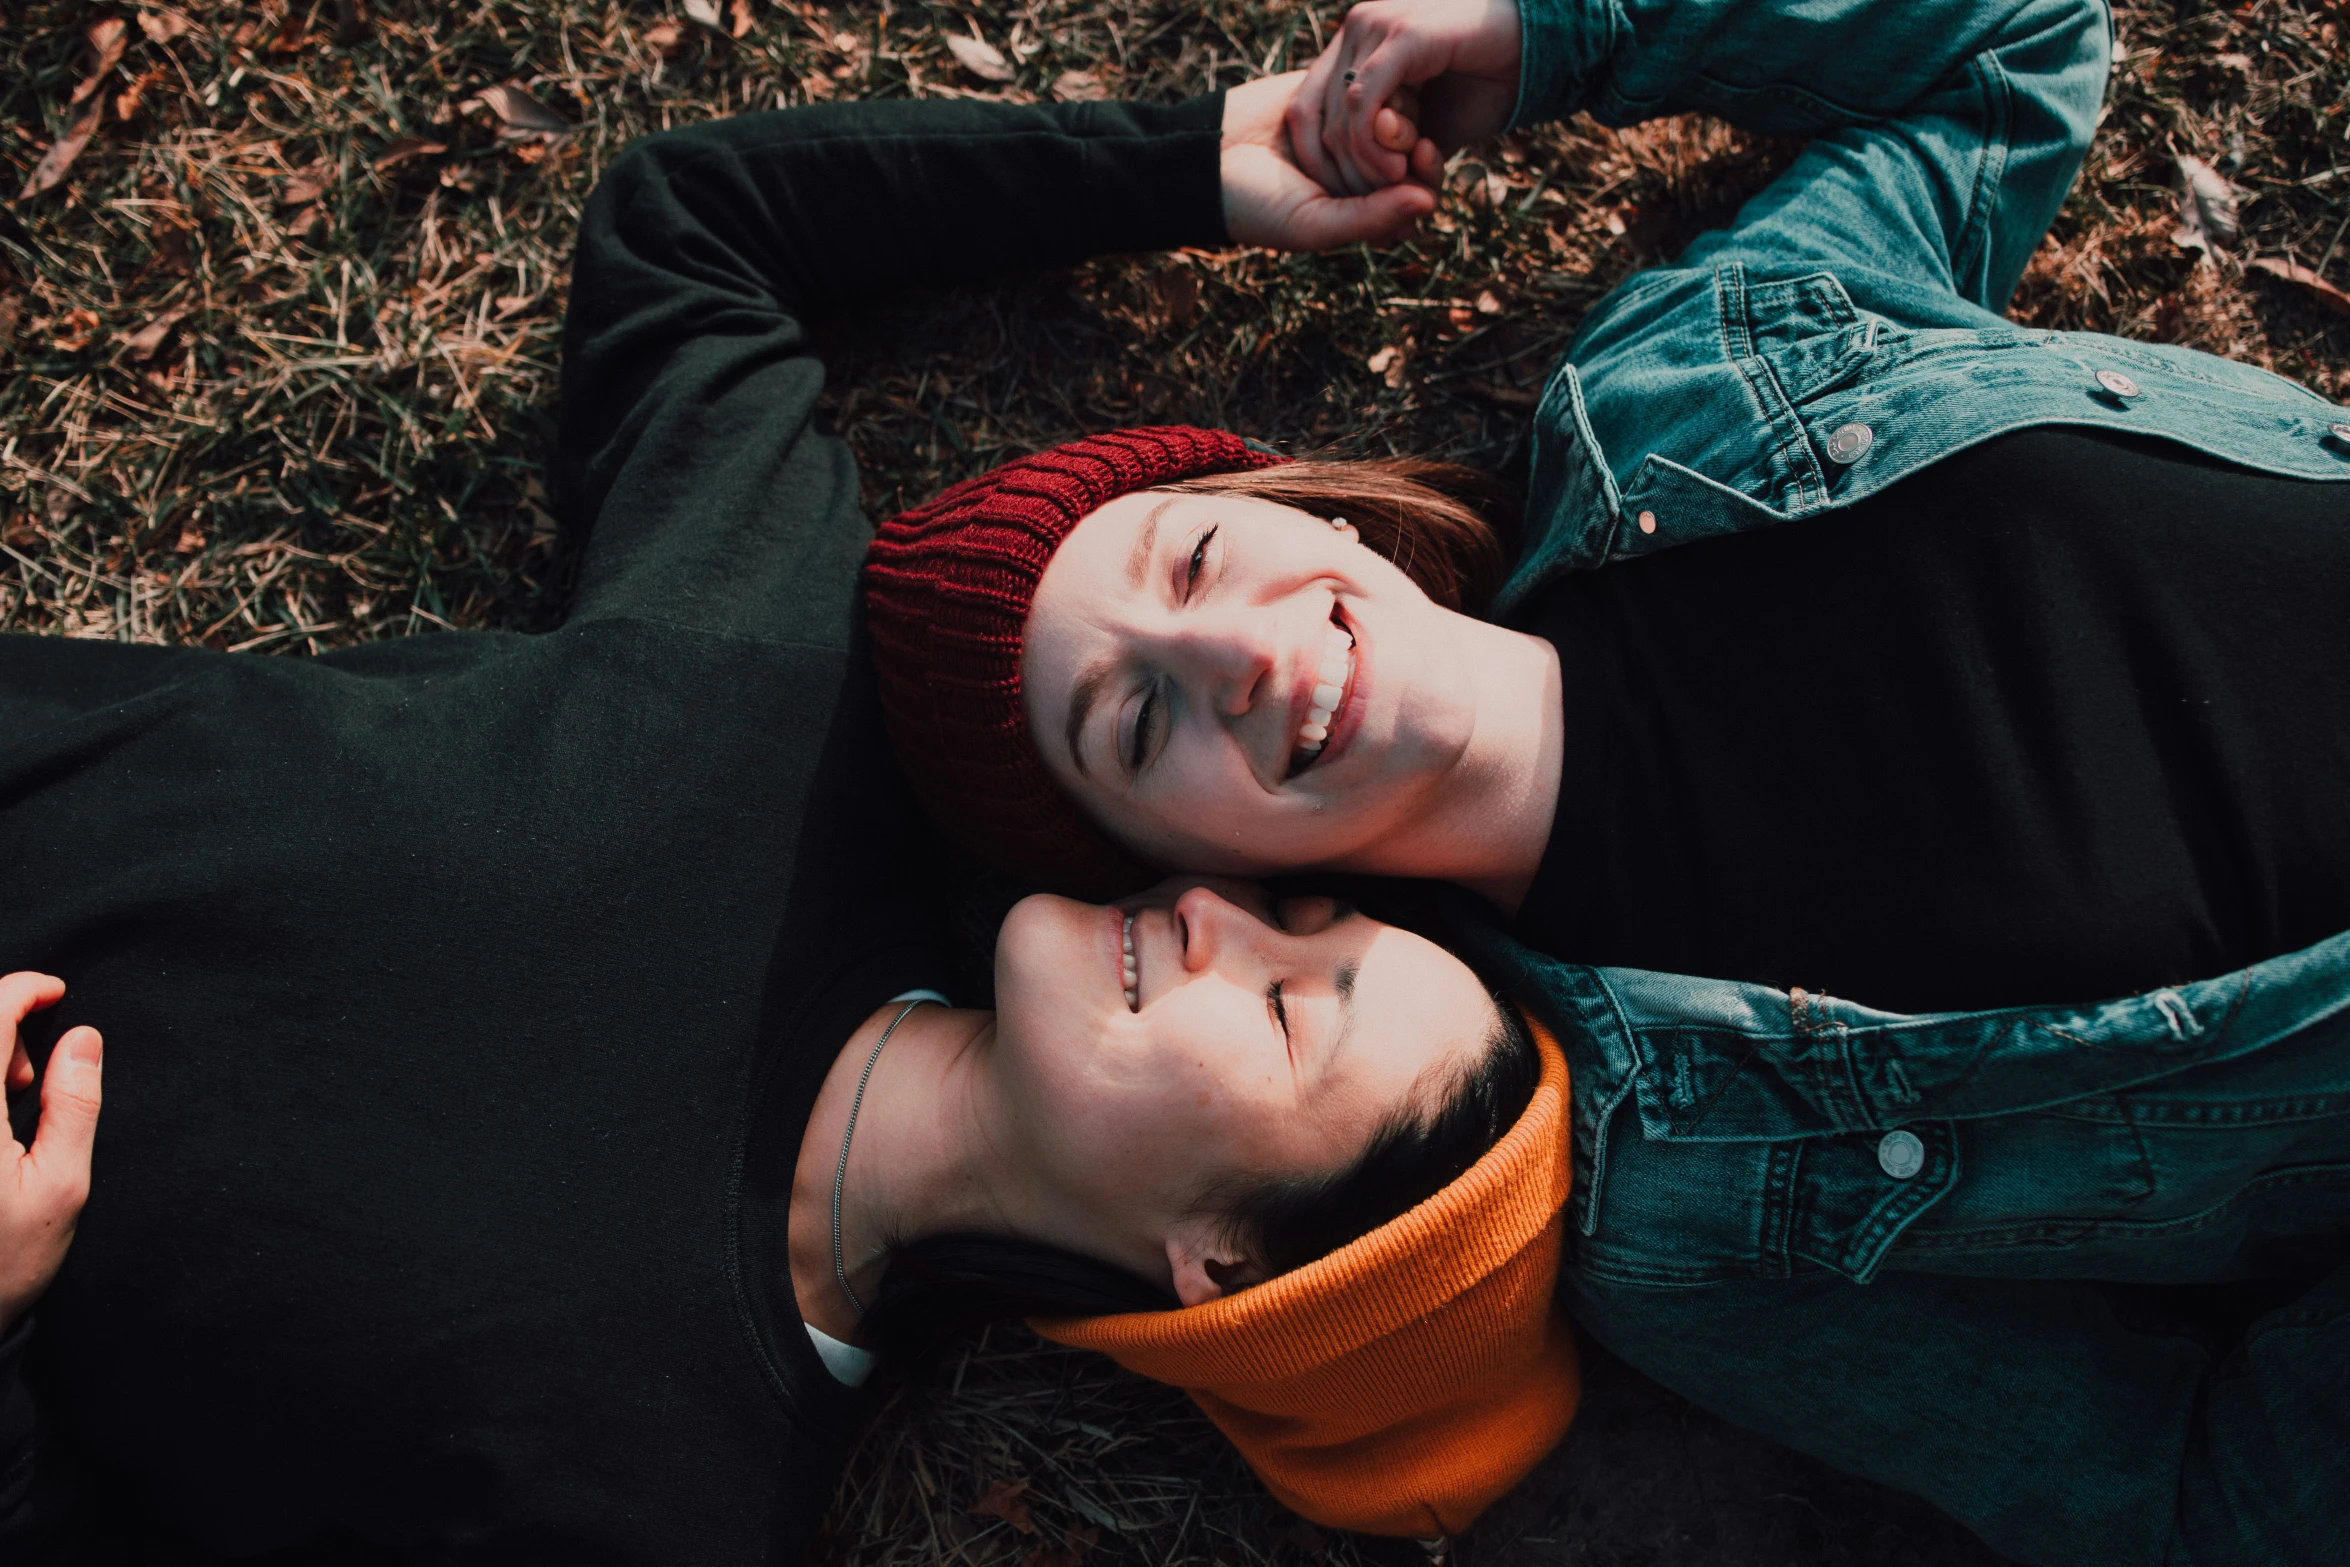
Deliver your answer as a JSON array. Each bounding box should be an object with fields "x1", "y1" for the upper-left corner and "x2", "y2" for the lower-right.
[
  {"x1": 0, "y1": 975, "x2": 65, "y2": 1104},
  {"x1": 1338, "y1": 37, "x2": 1417, "y2": 189},
  {"x1": 1286, "y1": 44, "x2": 1342, "y2": 192},
  {"x1": 1409, "y1": 135, "x2": 1446, "y2": 189},
  {"x1": 26, "y1": 1025, "x2": 102, "y2": 1204},
  {"x1": 1317, "y1": 42, "x2": 1376, "y2": 196},
  {"x1": 0, "y1": 973, "x2": 65, "y2": 1032},
  {"x1": 1290, "y1": 182, "x2": 1440, "y2": 251},
  {"x1": 1374, "y1": 104, "x2": 1417, "y2": 154}
]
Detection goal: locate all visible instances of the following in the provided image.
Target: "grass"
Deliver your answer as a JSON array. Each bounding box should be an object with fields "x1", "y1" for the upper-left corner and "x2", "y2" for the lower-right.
[{"x1": 3, "y1": 1, "x2": 2346, "y2": 1563}]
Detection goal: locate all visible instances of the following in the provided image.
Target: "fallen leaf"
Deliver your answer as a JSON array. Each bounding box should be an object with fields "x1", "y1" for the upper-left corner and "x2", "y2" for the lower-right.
[
  {"x1": 478, "y1": 83, "x2": 570, "y2": 134},
  {"x1": 2245, "y1": 257, "x2": 2350, "y2": 318},
  {"x1": 52, "y1": 308, "x2": 102, "y2": 353},
  {"x1": 19, "y1": 94, "x2": 106, "y2": 200},
  {"x1": 284, "y1": 203, "x2": 325, "y2": 241},
  {"x1": 144, "y1": 218, "x2": 192, "y2": 277},
  {"x1": 727, "y1": 0, "x2": 754, "y2": 37},
  {"x1": 372, "y1": 136, "x2": 447, "y2": 172},
  {"x1": 945, "y1": 34, "x2": 1014, "y2": 82},
  {"x1": 1158, "y1": 267, "x2": 1199, "y2": 329},
  {"x1": 69, "y1": 19, "x2": 130, "y2": 105},
  {"x1": 121, "y1": 305, "x2": 189, "y2": 361},
  {"x1": 137, "y1": 10, "x2": 192, "y2": 44},
  {"x1": 1366, "y1": 345, "x2": 1398, "y2": 373},
  {"x1": 1051, "y1": 68, "x2": 1106, "y2": 101},
  {"x1": 116, "y1": 65, "x2": 166, "y2": 120},
  {"x1": 1475, "y1": 289, "x2": 1503, "y2": 315},
  {"x1": 495, "y1": 294, "x2": 533, "y2": 317},
  {"x1": 174, "y1": 521, "x2": 207, "y2": 554},
  {"x1": 280, "y1": 165, "x2": 332, "y2": 206},
  {"x1": 0, "y1": 295, "x2": 19, "y2": 341},
  {"x1": 682, "y1": 0, "x2": 725, "y2": 29},
  {"x1": 2171, "y1": 154, "x2": 2240, "y2": 259},
  {"x1": 970, "y1": 1478, "x2": 1035, "y2": 1534},
  {"x1": 1447, "y1": 304, "x2": 1476, "y2": 330},
  {"x1": 269, "y1": 13, "x2": 308, "y2": 52},
  {"x1": 642, "y1": 19, "x2": 686, "y2": 57},
  {"x1": 2212, "y1": 51, "x2": 2253, "y2": 72}
]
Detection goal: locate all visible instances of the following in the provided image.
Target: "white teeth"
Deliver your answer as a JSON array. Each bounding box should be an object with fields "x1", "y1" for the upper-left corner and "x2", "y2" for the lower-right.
[
  {"x1": 1121, "y1": 913, "x2": 1138, "y2": 1009},
  {"x1": 1295, "y1": 623, "x2": 1357, "y2": 761}
]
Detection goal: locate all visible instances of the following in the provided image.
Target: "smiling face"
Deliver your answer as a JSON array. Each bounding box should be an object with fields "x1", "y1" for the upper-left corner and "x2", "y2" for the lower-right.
[
  {"x1": 986, "y1": 876, "x2": 1499, "y2": 1298},
  {"x1": 1021, "y1": 491, "x2": 1486, "y2": 876}
]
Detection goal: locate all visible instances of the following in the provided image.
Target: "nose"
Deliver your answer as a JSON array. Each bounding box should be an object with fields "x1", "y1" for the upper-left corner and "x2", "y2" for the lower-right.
[
  {"x1": 1171, "y1": 884, "x2": 1275, "y2": 974},
  {"x1": 1149, "y1": 608, "x2": 1277, "y2": 720}
]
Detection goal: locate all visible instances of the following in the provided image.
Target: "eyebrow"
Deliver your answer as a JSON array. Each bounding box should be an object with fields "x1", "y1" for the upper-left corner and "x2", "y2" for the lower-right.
[
  {"x1": 1067, "y1": 498, "x2": 1184, "y2": 779},
  {"x1": 1328, "y1": 958, "x2": 1359, "y2": 1071},
  {"x1": 1127, "y1": 496, "x2": 1177, "y2": 589}
]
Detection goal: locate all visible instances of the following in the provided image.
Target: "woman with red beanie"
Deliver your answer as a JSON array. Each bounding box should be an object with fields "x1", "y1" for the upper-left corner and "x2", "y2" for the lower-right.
[{"x1": 866, "y1": 0, "x2": 2350, "y2": 1563}]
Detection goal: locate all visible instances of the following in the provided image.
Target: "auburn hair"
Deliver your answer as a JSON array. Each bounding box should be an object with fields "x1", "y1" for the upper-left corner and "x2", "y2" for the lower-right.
[{"x1": 1168, "y1": 456, "x2": 1518, "y2": 615}]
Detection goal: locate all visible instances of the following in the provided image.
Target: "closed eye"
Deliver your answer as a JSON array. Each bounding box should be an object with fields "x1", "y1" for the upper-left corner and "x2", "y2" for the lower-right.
[
  {"x1": 1128, "y1": 684, "x2": 1161, "y2": 774},
  {"x1": 1184, "y1": 526, "x2": 1217, "y2": 598}
]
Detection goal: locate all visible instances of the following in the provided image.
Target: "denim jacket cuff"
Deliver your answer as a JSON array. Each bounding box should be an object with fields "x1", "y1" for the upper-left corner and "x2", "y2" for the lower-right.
[{"x1": 1508, "y1": 0, "x2": 1622, "y2": 131}]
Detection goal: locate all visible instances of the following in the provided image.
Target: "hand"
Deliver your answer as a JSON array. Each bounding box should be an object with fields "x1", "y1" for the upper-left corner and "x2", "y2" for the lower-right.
[
  {"x1": 1222, "y1": 72, "x2": 1438, "y2": 251},
  {"x1": 0, "y1": 973, "x2": 101, "y2": 1335},
  {"x1": 1289, "y1": 0, "x2": 1524, "y2": 197}
]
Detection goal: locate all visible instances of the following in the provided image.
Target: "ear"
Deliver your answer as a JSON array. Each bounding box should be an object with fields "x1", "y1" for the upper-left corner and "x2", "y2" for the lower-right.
[{"x1": 1165, "y1": 1218, "x2": 1268, "y2": 1308}]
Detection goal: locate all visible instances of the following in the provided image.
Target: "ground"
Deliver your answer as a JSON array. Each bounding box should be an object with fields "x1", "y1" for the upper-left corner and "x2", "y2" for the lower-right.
[{"x1": 3, "y1": 2, "x2": 2345, "y2": 1563}]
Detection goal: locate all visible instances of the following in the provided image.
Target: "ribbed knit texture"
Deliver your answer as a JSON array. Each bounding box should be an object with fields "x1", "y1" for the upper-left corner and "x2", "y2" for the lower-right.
[
  {"x1": 1037, "y1": 1020, "x2": 1576, "y2": 1538},
  {"x1": 862, "y1": 428, "x2": 1285, "y2": 897}
]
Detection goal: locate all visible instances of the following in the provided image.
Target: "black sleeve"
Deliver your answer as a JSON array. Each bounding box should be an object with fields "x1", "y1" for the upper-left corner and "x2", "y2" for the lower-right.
[
  {"x1": 0, "y1": 1317, "x2": 88, "y2": 1563},
  {"x1": 552, "y1": 94, "x2": 1227, "y2": 640}
]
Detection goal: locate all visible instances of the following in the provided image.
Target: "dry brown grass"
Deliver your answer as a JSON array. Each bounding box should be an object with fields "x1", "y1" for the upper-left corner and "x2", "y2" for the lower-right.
[{"x1": 4, "y1": 2, "x2": 2346, "y2": 1563}]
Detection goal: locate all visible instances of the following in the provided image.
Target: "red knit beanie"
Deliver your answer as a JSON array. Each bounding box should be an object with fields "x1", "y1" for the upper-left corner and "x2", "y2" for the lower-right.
[{"x1": 864, "y1": 428, "x2": 1286, "y2": 897}]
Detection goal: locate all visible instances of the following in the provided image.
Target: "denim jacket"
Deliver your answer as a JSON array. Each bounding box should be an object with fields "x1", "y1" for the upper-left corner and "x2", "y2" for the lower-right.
[
  {"x1": 1496, "y1": 0, "x2": 2350, "y2": 622},
  {"x1": 1470, "y1": 4, "x2": 2350, "y2": 1562}
]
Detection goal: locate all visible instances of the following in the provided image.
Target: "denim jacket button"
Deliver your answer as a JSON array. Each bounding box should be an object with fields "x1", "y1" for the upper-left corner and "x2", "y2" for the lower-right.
[
  {"x1": 1637, "y1": 509, "x2": 1658, "y2": 534},
  {"x1": 2329, "y1": 422, "x2": 2350, "y2": 445},
  {"x1": 1877, "y1": 1129, "x2": 1926, "y2": 1179},
  {"x1": 2096, "y1": 368, "x2": 2142, "y2": 399},
  {"x1": 1824, "y1": 422, "x2": 1874, "y2": 464}
]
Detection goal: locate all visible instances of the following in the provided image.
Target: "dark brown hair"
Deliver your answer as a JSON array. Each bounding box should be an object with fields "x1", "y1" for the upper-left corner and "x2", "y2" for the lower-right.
[
  {"x1": 859, "y1": 994, "x2": 1538, "y2": 1368},
  {"x1": 1169, "y1": 457, "x2": 1518, "y2": 615}
]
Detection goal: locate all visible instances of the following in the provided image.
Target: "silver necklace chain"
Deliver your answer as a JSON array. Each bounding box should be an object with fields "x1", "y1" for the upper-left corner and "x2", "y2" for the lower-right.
[{"x1": 832, "y1": 999, "x2": 928, "y2": 1318}]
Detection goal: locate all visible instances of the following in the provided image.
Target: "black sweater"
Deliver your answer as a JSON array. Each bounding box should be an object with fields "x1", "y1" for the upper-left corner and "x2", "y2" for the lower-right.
[
  {"x1": 0, "y1": 95, "x2": 1224, "y2": 1564},
  {"x1": 1514, "y1": 426, "x2": 2350, "y2": 1012}
]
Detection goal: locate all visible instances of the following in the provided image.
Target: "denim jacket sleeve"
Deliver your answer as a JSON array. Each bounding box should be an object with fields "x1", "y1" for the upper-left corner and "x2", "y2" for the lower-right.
[
  {"x1": 1492, "y1": 0, "x2": 2350, "y2": 620},
  {"x1": 1508, "y1": 0, "x2": 2106, "y2": 314}
]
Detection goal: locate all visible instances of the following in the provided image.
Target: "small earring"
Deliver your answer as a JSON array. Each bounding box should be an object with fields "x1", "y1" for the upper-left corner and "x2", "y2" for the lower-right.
[{"x1": 1329, "y1": 516, "x2": 1350, "y2": 532}]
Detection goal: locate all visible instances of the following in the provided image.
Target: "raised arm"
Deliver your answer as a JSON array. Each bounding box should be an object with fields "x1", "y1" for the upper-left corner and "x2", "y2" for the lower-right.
[
  {"x1": 554, "y1": 84, "x2": 1433, "y2": 639},
  {"x1": 1301, "y1": 0, "x2": 2109, "y2": 316}
]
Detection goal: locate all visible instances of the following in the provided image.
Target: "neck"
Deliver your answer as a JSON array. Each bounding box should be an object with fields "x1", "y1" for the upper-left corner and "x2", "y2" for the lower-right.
[
  {"x1": 1346, "y1": 618, "x2": 1563, "y2": 912},
  {"x1": 788, "y1": 1001, "x2": 1006, "y2": 1343}
]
